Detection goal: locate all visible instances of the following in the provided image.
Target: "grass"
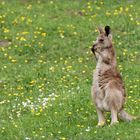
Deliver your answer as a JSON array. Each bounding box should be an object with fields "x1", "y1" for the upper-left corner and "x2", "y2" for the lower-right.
[{"x1": 0, "y1": 0, "x2": 140, "y2": 139}]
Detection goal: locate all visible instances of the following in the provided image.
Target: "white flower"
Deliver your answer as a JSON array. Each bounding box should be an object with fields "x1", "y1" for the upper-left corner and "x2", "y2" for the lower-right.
[
  {"x1": 85, "y1": 126, "x2": 91, "y2": 132},
  {"x1": 22, "y1": 102, "x2": 27, "y2": 107},
  {"x1": 25, "y1": 137, "x2": 31, "y2": 140}
]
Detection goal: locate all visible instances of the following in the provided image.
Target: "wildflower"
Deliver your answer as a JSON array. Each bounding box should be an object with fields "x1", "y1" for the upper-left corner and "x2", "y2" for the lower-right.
[
  {"x1": 96, "y1": 6, "x2": 101, "y2": 10},
  {"x1": 22, "y1": 31, "x2": 29, "y2": 35},
  {"x1": 14, "y1": 124, "x2": 18, "y2": 128},
  {"x1": 38, "y1": 59, "x2": 43, "y2": 63},
  {"x1": 29, "y1": 80, "x2": 36, "y2": 85},
  {"x1": 21, "y1": 16, "x2": 25, "y2": 21},
  {"x1": 85, "y1": 126, "x2": 91, "y2": 132},
  {"x1": 3, "y1": 65, "x2": 7, "y2": 69},
  {"x1": 128, "y1": 96, "x2": 132, "y2": 99},
  {"x1": 1, "y1": 1, "x2": 5, "y2": 5},
  {"x1": 125, "y1": 7, "x2": 129, "y2": 12},
  {"x1": 3, "y1": 28, "x2": 9, "y2": 33},
  {"x1": 106, "y1": 11, "x2": 111, "y2": 16},
  {"x1": 123, "y1": 52, "x2": 126, "y2": 56},
  {"x1": 87, "y1": 5, "x2": 91, "y2": 9},
  {"x1": 68, "y1": 112, "x2": 72, "y2": 115},
  {"x1": 60, "y1": 137, "x2": 66, "y2": 140},
  {"x1": 49, "y1": 66, "x2": 55, "y2": 72},
  {"x1": 82, "y1": 9, "x2": 85, "y2": 13},
  {"x1": 60, "y1": 34, "x2": 64, "y2": 38},
  {"x1": 27, "y1": 18, "x2": 32, "y2": 24},
  {"x1": 25, "y1": 60, "x2": 28, "y2": 63},
  {"x1": 130, "y1": 91, "x2": 133, "y2": 93},
  {"x1": 78, "y1": 58, "x2": 83, "y2": 63},
  {"x1": 136, "y1": 21, "x2": 140, "y2": 25},
  {"x1": 1, "y1": 20, "x2": 5, "y2": 24},
  {"x1": 25, "y1": 137, "x2": 31, "y2": 140},
  {"x1": 119, "y1": 7, "x2": 123, "y2": 12},
  {"x1": 50, "y1": 1, "x2": 54, "y2": 4},
  {"x1": 11, "y1": 59, "x2": 17, "y2": 63},
  {"x1": 27, "y1": 4, "x2": 32, "y2": 10},
  {"x1": 100, "y1": 1, "x2": 104, "y2": 5},
  {"x1": 130, "y1": 17, "x2": 134, "y2": 21},
  {"x1": 73, "y1": 32, "x2": 77, "y2": 35},
  {"x1": 31, "y1": 108, "x2": 35, "y2": 113},
  {"x1": 41, "y1": 32, "x2": 46, "y2": 37},
  {"x1": 20, "y1": 37, "x2": 26, "y2": 41}
]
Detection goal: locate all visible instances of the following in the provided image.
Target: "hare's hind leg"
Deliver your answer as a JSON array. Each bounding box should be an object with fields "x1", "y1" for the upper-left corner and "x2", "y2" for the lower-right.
[
  {"x1": 105, "y1": 86, "x2": 124, "y2": 125},
  {"x1": 110, "y1": 107, "x2": 118, "y2": 125},
  {"x1": 96, "y1": 108, "x2": 105, "y2": 126}
]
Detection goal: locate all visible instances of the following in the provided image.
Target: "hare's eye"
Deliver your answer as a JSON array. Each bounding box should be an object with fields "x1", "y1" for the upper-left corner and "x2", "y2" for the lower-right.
[{"x1": 99, "y1": 39, "x2": 104, "y2": 42}]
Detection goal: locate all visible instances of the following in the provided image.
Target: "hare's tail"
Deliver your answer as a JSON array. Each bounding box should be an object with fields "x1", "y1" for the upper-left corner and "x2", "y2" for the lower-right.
[{"x1": 119, "y1": 109, "x2": 140, "y2": 122}]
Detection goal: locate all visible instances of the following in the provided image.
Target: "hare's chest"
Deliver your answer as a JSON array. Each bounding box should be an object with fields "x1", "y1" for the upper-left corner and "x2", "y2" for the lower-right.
[{"x1": 93, "y1": 70, "x2": 110, "y2": 111}]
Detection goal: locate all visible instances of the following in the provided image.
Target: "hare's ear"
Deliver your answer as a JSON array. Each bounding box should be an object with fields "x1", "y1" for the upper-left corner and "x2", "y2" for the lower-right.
[
  {"x1": 98, "y1": 26, "x2": 104, "y2": 34},
  {"x1": 108, "y1": 34, "x2": 112, "y2": 40},
  {"x1": 105, "y1": 26, "x2": 111, "y2": 36}
]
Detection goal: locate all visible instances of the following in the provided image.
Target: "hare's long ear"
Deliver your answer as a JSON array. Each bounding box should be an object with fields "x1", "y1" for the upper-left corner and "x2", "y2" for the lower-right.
[
  {"x1": 105, "y1": 26, "x2": 110, "y2": 36},
  {"x1": 98, "y1": 26, "x2": 104, "y2": 34},
  {"x1": 105, "y1": 25, "x2": 112, "y2": 40}
]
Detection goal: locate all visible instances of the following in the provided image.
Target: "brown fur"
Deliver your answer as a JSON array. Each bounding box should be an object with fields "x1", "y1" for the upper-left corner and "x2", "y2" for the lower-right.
[{"x1": 91, "y1": 26, "x2": 136, "y2": 126}]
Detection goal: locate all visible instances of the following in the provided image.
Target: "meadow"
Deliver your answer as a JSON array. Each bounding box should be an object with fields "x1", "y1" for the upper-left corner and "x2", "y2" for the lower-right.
[{"x1": 0, "y1": 0, "x2": 140, "y2": 139}]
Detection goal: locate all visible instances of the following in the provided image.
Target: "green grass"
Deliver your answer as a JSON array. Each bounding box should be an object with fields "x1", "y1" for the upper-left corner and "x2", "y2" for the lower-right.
[{"x1": 0, "y1": 0, "x2": 140, "y2": 140}]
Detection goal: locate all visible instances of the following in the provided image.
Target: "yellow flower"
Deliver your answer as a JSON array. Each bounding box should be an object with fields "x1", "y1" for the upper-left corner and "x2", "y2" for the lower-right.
[
  {"x1": 100, "y1": 1, "x2": 103, "y2": 5},
  {"x1": 29, "y1": 80, "x2": 36, "y2": 85},
  {"x1": 119, "y1": 7, "x2": 123, "y2": 12},
  {"x1": 41, "y1": 32, "x2": 46, "y2": 37},
  {"x1": 21, "y1": 16, "x2": 26, "y2": 21},
  {"x1": 130, "y1": 17, "x2": 134, "y2": 21},
  {"x1": 3, "y1": 28, "x2": 9, "y2": 33},
  {"x1": 20, "y1": 37, "x2": 26, "y2": 41},
  {"x1": 50, "y1": 1, "x2": 54, "y2": 4},
  {"x1": 136, "y1": 21, "x2": 140, "y2": 25},
  {"x1": 1, "y1": 20, "x2": 5, "y2": 24},
  {"x1": 38, "y1": 60, "x2": 43, "y2": 63},
  {"x1": 68, "y1": 112, "x2": 72, "y2": 115},
  {"x1": 31, "y1": 108, "x2": 35, "y2": 113},
  {"x1": 49, "y1": 66, "x2": 55, "y2": 72},
  {"x1": 77, "y1": 124, "x2": 80, "y2": 127},
  {"x1": 87, "y1": 5, "x2": 91, "y2": 9},
  {"x1": 96, "y1": 6, "x2": 101, "y2": 10},
  {"x1": 25, "y1": 60, "x2": 28, "y2": 63},
  {"x1": 60, "y1": 137, "x2": 66, "y2": 140},
  {"x1": 22, "y1": 31, "x2": 29, "y2": 35},
  {"x1": 125, "y1": 7, "x2": 129, "y2": 12},
  {"x1": 35, "y1": 112, "x2": 40, "y2": 116},
  {"x1": 27, "y1": 18, "x2": 32, "y2": 23},
  {"x1": 40, "y1": 108, "x2": 43, "y2": 112},
  {"x1": 73, "y1": 32, "x2": 77, "y2": 35},
  {"x1": 123, "y1": 52, "x2": 126, "y2": 56},
  {"x1": 14, "y1": 124, "x2": 18, "y2": 128},
  {"x1": 106, "y1": 11, "x2": 111, "y2": 16},
  {"x1": 27, "y1": 4, "x2": 32, "y2": 10},
  {"x1": 82, "y1": 9, "x2": 85, "y2": 13},
  {"x1": 8, "y1": 56, "x2": 12, "y2": 60},
  {"x1": 2, "y1": 1, "x2": 5, "y2": 5}
]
